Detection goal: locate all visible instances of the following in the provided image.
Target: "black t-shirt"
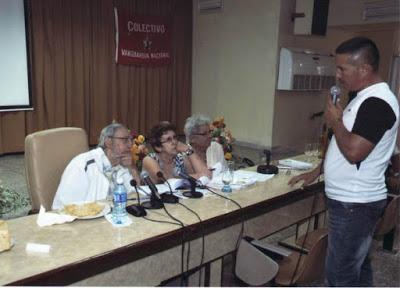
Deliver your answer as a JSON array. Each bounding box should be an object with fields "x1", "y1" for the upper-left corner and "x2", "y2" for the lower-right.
[{"x1": 352, "y1": 97, "x2": 397, "y2": 144}]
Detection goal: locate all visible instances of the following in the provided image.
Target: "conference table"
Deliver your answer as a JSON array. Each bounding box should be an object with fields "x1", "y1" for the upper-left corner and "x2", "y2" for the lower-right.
[{"x1": 0, "y1": 156, "x2": 326, "y2": 286}]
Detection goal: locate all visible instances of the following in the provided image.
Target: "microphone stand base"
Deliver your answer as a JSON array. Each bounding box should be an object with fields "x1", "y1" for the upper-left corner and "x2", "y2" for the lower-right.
[
  {"x1": 183, "y1": 191, "x2": 203, "y2": 198},
  {"x1": 161, "y1": 193, "x2": 179, "y2": 203},
  {"x1": 126, "y1": 204, "x2": 147, "y2": 217},
  {"x1": 257, "y1": 164, "x2": 279, "y2": 174},
  {"x1": 141, "y1": 200, "x2": 164, "y2": 209}
]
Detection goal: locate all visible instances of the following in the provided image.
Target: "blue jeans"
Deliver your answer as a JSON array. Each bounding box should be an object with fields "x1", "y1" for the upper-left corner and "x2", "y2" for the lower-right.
[{"x1": 325, "y1": 198, "x2": 386, "y2": 287}]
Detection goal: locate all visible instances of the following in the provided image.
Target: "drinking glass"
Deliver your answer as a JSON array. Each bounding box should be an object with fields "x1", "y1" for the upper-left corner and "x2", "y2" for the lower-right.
[
  {"x1": 312, "y1": 143, "x2": 320, "y2": 157},
  {"x1": 221, "y1": 161, "x2": 235, "y2": 193},
  {"x1": 104, "y1": 167, "x2": 114, "y2": 201},
  {"x1": 305, "y1": 143, "x2": 313, "y2": 160}
]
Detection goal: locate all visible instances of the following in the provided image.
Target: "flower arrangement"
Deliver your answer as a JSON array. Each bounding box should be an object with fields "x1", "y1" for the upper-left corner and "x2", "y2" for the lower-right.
[
  {"x1": 0, "y1": 180, "x2": 30, "y2": 219},
  {"x1": 210, "y1": 116, "x2": 234, "y2": 160},
  {"x1": 130, "y1": 134, "x2": 148, "y2": 171}
]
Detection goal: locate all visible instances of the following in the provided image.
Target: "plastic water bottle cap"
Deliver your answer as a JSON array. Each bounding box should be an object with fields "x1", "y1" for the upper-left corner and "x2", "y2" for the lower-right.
[{"x1": 116, "y1": 178, "x2": 124, "y2": 185}]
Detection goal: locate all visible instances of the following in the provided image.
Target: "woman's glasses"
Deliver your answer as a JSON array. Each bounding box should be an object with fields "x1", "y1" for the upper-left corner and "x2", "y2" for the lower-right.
[
  {"x1": 160, "y1": 135, "x2": 178, "y2": 144},
  {"x1": 193, "y1": 130, "x2": 213, "y2": 136}
]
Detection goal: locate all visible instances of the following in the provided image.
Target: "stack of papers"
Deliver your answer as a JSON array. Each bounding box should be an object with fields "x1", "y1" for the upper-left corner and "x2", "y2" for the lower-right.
[
  {"x1": 208, "y1": 170, "x2": 275, "y2": 190},
  {"x1": 278, "y1": 159, "x2": 313, "y2": 170}
]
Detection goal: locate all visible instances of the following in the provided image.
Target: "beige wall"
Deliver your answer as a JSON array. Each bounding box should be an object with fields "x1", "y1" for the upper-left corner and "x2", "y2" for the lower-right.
[
  {"x1": 192, "y1": 0, "x2": 399, "y2": 152},
  {"x1": 353, "y1": 28, "x2": 400, "y2": 80},
  {"x1": 192, "y1": 0, "x2": 281, "y2": 147},
  {"x1": 328, "y1": 0, "x2": 399, "y2": 26},
  {"x1": 272, "y1": 0, "x2": 355, "y2": 151}
]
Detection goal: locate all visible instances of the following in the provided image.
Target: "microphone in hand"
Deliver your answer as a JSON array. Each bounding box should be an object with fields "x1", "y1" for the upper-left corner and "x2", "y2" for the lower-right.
[
  {"x1": 156, "y1": 171, "x2": 179, "y2": 204},
  {"x1": 330, "y1": 85, "x2": 341, "y2": 105}
]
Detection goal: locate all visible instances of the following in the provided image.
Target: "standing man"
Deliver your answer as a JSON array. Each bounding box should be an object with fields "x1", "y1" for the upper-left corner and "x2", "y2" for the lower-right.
[
  {"x1": 289, "y1": 37, "x2": 399, "y2": 286},
  {"x1": 52, "y1": 122, "x2": 140, "y2": 210}
]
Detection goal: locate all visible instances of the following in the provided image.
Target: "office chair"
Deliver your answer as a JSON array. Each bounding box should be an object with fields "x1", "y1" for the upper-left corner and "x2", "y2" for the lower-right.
[
  {"x1": 274, "y1": 228, "x2": 328, "y2": 286},
  {"x1": 25, "y1": 127, "x2": 89, "y2": 212},
  {"x1": 374, "y1": 194, "x2": 400, "y2": 251}
]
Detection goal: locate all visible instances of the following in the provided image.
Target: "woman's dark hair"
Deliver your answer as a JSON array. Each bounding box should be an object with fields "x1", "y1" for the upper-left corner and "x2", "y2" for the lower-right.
[
  {"x1": 335, "y1": 37, "x2": 380, "y2": 72},
  {"x1": 148, "y1": 121, "x2": 176, "y2": 150}
]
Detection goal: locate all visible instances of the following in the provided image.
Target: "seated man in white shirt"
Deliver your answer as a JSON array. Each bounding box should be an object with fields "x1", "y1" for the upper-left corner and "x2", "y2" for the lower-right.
[
  {"x1": 184, "y1": 115, "x2": 226, "y2": 171},
  {"x1": 52, "y1": 123, "x2": 140, "y2": 210}
]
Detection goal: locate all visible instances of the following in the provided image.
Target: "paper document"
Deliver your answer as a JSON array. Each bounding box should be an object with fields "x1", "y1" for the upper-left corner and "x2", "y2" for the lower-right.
[
  {"x1": 208, "y1": 170, "x2": 274, "y2": 190},
  {"x1": 278, "y1": 159, "x2": 313, "y2": 170}
]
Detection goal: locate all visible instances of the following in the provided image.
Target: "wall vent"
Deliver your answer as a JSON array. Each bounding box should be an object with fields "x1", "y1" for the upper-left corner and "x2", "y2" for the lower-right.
[
  {"x1": 363, "y1": 0, "x2": 400, "y2": 20},
  {"x1": 199, "y1": 0, "x2": 223, "y2": 13}
]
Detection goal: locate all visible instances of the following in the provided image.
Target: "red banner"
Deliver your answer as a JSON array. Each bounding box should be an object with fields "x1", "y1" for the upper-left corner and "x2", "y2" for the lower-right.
[{"x1": 115, "y1": 8, "x2": 172, "y2": 65}]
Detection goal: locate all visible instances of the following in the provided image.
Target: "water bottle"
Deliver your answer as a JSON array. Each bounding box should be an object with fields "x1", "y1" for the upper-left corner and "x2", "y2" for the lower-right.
[{"x1": 112, "y1": 177, "x2": 127, "y2": 224}]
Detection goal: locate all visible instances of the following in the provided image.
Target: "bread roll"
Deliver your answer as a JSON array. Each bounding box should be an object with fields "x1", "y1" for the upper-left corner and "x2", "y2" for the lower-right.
[{"x1": 0, "y1": 220, "x2": 11, "y2": 252}]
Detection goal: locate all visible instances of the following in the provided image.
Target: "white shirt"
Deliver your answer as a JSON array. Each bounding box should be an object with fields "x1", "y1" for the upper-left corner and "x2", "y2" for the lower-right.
[
  {"x1": 52, "y1": 147, "x2": 134, "y2": 210},
  {"x1": 206, "y1": 141, "x2": 227, "y2": 169},
  {"x1": 324, "y1": 83, "x2": 399, "y2": 203}
]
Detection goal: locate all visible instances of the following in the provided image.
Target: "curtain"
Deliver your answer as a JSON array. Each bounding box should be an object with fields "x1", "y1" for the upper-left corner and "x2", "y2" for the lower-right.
[{"x1": 0, "y1": 0, "x2": 192, "y2": 154}]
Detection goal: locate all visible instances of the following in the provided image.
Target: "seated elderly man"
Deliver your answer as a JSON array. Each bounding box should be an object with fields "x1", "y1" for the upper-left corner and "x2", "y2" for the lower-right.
[
  {"x1": 52, "y1": 123, "x2": 140, "y2": 210},
  {"x1": 184, "y1": 115, "x2": 226, "y2": 169}
]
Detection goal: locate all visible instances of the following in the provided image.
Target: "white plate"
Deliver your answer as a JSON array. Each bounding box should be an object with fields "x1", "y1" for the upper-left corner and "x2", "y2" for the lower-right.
[{"x1": 61, "y1": 202, "x2": 111, "y2": 220}]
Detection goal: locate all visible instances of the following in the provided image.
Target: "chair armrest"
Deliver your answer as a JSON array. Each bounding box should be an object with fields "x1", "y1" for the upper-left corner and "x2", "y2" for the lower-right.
[{"x1": 251, "y1": 239, "x2": 292, "y2": 259}]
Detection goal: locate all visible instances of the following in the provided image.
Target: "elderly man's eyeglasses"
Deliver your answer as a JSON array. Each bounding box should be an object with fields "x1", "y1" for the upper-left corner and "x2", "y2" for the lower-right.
[
  {"x1": 110, "y1": 136, "x2": 134, "y2": 144},
  {"x1": 161, "y1": 135, "x2": 178, "y2": 144},
  {"x1": 193, "y1": 130, "x2": 213, "y2": 136}
]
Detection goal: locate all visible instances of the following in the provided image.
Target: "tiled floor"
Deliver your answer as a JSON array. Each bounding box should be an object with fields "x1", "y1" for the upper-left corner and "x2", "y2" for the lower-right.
[{"x1": 1, "y1": 150, "x2": 399, "y2": 286}]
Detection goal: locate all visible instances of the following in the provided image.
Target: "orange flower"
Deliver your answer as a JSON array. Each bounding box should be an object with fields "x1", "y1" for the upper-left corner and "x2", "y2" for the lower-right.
[
  {"x1": 131, "y1": 144, "x2": 140, "y2": 163},
  {"x1": 212, "y1": 116, "x2": 226, "y2": 129},
  {"x1": 224, "y1": 152, "x2": 233, "y2": 161},
  {"x1": 137, "y1": 135, "x2": 145, "y2": 144}
]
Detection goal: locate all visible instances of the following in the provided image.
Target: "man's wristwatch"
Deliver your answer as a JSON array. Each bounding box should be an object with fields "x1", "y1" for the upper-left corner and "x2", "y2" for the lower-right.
[{"x1": 184, "y1": 144, "x2": 194, "y2": 156}]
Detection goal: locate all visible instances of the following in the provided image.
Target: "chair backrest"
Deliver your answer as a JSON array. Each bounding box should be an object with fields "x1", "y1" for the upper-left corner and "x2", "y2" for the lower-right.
[
  {"x1": 374, "y1": 194, "x2": 400, "y2": 236},
  {"x1": 235, "y1": 237, "x2": 279, "y2": 285},
  {"x1": 295, "y1": 229, "x2": 328, "y2": 285},
  {"x1": 25, "y1": 127, "x2": 89, "y2": 211},
  {"x1": 275, "y1": 228, "x2": 328, "y2": 286}
]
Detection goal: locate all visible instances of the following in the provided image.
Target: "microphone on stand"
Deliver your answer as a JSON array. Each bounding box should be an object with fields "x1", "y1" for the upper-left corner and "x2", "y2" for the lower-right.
[
  {"x1": 140, "y1": 171, "x2": 164, "y2": 209},
  {"x1": 257, "y1": 149, "x2": 279, "y2": 174},
  {"x1": 174, "y1": 168, "x2": 203, "y2": 198},
  {"x1": 330, "y1": 85, "x2": 341, "y2": 105},
  {"x1": 156, "y1": 171, "x2": 179, "y2": 204},
  {"x1": 126, "y1": 179, "x2": 147, "y2": 217}
]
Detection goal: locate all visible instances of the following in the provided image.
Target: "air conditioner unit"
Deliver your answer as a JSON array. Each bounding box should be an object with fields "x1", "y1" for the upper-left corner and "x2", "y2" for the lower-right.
[
  {"x1": 277, "y1": 47, "x2": 336, "y2": 91},
  {"x1": 198, "y1": 0, "x2": 223, "y2": 13}
]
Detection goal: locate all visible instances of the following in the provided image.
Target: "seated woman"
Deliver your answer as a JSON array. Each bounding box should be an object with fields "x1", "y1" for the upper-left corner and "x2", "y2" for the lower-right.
[
  {"x1": 184, "y1": 115, "x2": 226, "y2": 169},
  {"x1": 142, "y1": 121, "x2": 211, "y2": 184}
]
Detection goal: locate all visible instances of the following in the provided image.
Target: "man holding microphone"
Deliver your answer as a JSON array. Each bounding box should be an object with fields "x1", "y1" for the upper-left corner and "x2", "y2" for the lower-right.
[{"x1": 289, "y1": 37, "x2": 399, "y2": 286}]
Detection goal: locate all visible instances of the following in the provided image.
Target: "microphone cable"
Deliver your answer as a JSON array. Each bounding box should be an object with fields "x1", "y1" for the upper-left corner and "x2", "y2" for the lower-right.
[
  {"x1": 289, "y1": 161, "x2": 324, "y2": 285},
  {"x1": 138, "y1": 175, "x2": 189, "y2": 286},
  {"x1": 177, "y1": 202, "x2": 205, "y2": 287},
  {"x1": 204, "y1": 186, "x2": 245, "y2": 250},
  {"x1": 142, "y1": 207, "x2": 188, "y2": 286},
  {"x1": 158, "y1": 172, "x2": 204, "y2": 285}
]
